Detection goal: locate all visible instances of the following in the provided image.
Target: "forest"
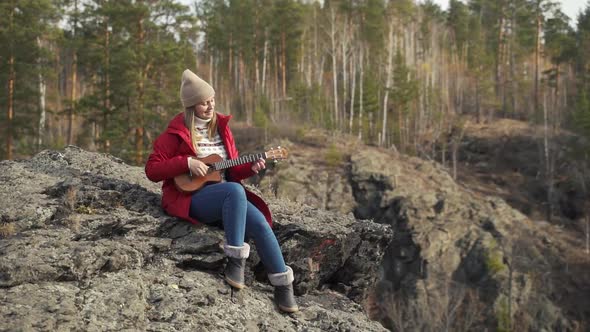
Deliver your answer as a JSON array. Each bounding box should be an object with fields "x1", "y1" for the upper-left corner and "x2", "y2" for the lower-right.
[{"x1": 1, "y1": 0, "x2": 589, "y2": 171}]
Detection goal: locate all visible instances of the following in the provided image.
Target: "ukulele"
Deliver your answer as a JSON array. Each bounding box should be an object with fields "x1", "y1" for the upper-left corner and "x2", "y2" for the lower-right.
[{"x1": 174, "y1": 146, "x2": 288, "y2": 193}]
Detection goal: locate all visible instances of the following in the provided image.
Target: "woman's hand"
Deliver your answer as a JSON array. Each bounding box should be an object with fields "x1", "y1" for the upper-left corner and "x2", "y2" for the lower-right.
[
  {"x1": 188, "y1": 157, "x2": 209, "y2": 177},
  {"x1": 251, "y1": 158, "x2": 266, "y2": 174}
]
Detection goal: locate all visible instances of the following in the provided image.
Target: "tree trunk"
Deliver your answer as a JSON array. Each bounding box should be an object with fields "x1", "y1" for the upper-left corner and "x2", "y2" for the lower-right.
[
  {"x1": 509, "y1": 8, "x2": 517, "y2": 118},
  {"x1": 240, "y1": 56, "x2": 251, "y2": 125},
  {"x1": 274, "y1": 47, "x2": 280, "y2": 120},
  {"x1": 329, "y1": 7, "x2": 338, "y2": 127},
  {"x1": 534, "y1": 13, "x2": 542, "y2": 117},
  {"x1": 496, "y1": 4, "x2": 506, "y2": 113},
  {"x1": 7, "y1": 54, "x2": 15, "y2": 160},
  {"x1": 300, "y1": 28, "x2": 305, "y2": 79},
  {"x1": 68, "y1": 0, "x2": 79, "y2": 146},
  {"x1": 358, "y1": 46, "x2": 364, "y2": 140},
  {"x1": 104, "y1": 17, "x2": 111, "y2": 152},
  {"x1": 209, "y1": 51, "x2": 214, "y2": 86},
  {"x1": 342, "y1": 17, "x2": 349, "y2": 129},
  {"x1": 313, "y1": 4, "x2": 319, "y2": 87},
  {"x1": 554, "y1": 64, "x2": 560, "y2": 128},
  {"x1": 68, "y1": 53, "x2": 77, "y2": 145},
  {"x1": 281, "y1": 32, "x2": 287, "y2": 97},
  {"x1": 476, "y1": 76, "x2": 481, "y2": 123},
  {"x1": 543, "y1": 93, "x2": 553, "y2": 221},
  {"x1": 349, "y1": 49, "x2": 356, "y2": 133},
  {"x1": 37, "y1": 37, "x2": 46, "y2": 151},
  {"x1": 262, "y1": 32, "x2": 268, "y2": 93},
  {"x1": 135, "y1": 6, "x2": 146, "y2": 165},
  {"x1": 441, "y1": 127, "x2": 446, "y2": 168},
  {"x1": 254, "y1": 20, "x2": 260, "y2": 92},
  {"x1": 382, "y1": 21, "x2": 396, "y2": 147},
  {"x1": 317, "y1": 55, "x2": 325, "y2": 88},
  {"x1": 228, "y1": 33, "x2": 233, "y2": 89}
]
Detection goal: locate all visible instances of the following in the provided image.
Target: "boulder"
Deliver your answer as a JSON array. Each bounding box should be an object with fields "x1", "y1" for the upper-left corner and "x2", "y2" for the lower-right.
[
  {"x1": 0, "y1": 146, "x2": 390, "y2": 331},
  {"x1": 257, "y1": 138, "x2": 586, "y2": 331}
]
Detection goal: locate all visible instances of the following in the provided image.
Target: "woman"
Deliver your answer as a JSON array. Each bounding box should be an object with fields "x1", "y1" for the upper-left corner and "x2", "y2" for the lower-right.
[{"x1": 145, "y1": 69, "x2": 298, "y2": 313}]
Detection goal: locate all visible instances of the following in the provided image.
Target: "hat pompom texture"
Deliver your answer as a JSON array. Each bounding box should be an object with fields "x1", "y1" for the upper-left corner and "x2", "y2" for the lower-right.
[{"x1": 180, "y1": 69, "x2": 215, "y2": 108}]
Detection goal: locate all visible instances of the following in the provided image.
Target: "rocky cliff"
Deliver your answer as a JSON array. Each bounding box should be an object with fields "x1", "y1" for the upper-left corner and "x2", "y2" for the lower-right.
[
  {"x1": 0, "y1": 146, "x2": 391, "y2": 331},
  {"x1": 251, "y1": 129, "x2": 589, "y2": 331}
]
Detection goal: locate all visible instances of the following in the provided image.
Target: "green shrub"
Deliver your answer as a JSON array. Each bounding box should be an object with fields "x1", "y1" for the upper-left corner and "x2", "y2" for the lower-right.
[{"x1": 485, "y1": 240, "x2": 506, "y2": 274}]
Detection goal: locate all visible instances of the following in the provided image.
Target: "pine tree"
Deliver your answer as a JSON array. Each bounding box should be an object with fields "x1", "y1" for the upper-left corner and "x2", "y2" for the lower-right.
[
  {"x1": 575, "y1": 4, "x2": 590, "y2": 140},
  {"x1": 447, "y1": 0, "x2": 470, "y2": 54},
  {"x1": 0, "y1": 0, "x2": 58, "y2": 159}
]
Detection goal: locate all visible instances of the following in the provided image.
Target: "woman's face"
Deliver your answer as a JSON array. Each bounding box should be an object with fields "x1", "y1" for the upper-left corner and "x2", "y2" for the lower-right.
[{"x1": 194, "y1": 96, "x2": 215, "y2": 120}]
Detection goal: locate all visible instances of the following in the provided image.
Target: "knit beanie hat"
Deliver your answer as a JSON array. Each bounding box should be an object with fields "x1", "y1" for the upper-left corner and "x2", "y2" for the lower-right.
[{"x1": 180, "y1": 69, "x2": 215, "y2": 108}]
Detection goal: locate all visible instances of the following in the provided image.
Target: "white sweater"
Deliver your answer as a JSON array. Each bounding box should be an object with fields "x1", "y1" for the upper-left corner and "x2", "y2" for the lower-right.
[
  {"x1": 194, "y1": 117, "x2": 228, "y2": 160},
  {"x1": 189, "y1": 116, "x2": 228, "y2": 181}
]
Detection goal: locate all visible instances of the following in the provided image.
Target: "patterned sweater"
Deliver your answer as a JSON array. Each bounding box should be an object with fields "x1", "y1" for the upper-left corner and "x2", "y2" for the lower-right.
[{"x1": 194, "y1": 116, "x2": 228, "y2": 180}]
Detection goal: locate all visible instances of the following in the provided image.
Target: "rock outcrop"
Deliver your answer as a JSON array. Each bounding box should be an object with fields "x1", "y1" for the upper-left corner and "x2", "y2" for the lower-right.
[
  {"x1": 0, "y1": 146, "x2": 391, "y2": 331},
  {"x1": 253, "y1": 131, "x2": 589, "y2": 331}
]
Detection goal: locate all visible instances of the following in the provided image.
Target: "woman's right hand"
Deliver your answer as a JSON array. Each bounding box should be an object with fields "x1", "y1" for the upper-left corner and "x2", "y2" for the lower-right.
[{"x1": 188, "y1": 157, "x2": 209, "y2": 177}]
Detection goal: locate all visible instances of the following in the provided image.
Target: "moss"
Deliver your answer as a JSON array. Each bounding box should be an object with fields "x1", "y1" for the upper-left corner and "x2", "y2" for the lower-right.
[
  {"x1": 485, "y1": 239, "x2": 506, "y2": 275},
  {"x1": 496, "y1": 296, "x2": 511, "y2": 332},
  {"x1": 76, "y1": 206, "x2": 95, "y2": 214},
  {"x1": 486, "y1": 250, "x2": 506, "y2": 274}
]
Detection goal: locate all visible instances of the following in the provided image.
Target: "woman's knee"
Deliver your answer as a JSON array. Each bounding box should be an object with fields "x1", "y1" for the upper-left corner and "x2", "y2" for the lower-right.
[{"x1": 223, "y1": 182, "x2": 246, "y2": 200}]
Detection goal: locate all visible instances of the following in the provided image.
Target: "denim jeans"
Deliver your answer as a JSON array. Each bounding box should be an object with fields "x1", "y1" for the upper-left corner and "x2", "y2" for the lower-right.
[{"x1": 189, "y1": 182, "x2": 287, "y2": 274}]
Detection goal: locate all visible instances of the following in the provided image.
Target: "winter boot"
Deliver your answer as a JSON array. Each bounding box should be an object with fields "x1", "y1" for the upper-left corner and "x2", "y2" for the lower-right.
[
  {"x1": 268, "y1": 266, "x2": 299, "y2": 313},
  {"x1": 223, "y1": 243, "x2": 250, "y2": 289}
]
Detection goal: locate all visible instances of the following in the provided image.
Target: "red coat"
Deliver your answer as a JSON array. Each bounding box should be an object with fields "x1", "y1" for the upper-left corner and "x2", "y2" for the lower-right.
[{"x1": 145, "y1": 112, "x2": 272, "y2": 227}]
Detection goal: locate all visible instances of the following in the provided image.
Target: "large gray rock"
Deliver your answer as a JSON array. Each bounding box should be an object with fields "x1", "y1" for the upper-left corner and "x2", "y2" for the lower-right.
[
  {"x1": 0, "y1": 146, "x2": 390, "y2": 332},
  {"x1": 256, "y1": 137, "x2": 587, "y2": 331},
  {"x1": 256, "y1": 136, "x2": 357, "y2": 215}
]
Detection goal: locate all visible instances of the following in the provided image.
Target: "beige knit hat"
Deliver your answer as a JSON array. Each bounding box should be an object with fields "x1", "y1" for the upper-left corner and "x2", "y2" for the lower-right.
[{"x1": 180, "y1": 69, "x2": 215, "y2": 108}]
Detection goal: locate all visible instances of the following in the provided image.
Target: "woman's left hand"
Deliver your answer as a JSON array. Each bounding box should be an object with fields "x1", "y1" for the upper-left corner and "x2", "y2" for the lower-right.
[{"x1": 251, "y1": 158, "x2": 266, "y2": 174}]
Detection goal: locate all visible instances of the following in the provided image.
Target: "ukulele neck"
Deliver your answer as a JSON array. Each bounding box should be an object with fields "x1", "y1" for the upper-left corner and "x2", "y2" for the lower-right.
[{"x1": 212, "y1": 152, "x2": 266, "y2": 171}]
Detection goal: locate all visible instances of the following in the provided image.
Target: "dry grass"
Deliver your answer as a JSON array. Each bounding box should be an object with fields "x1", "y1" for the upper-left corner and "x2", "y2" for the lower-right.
[
  {"x1": 62, "y1": 215, "x2": 81, "y2": 232},
  {"x1": 365, "y1": 280, "x2": 485, "y2": 332},
  {"x1": 0, "y1": 223, "x2": 16, "y2": 238},
  {"x1": 64, "y1": 186, "x2": 78, "y2": 210}
]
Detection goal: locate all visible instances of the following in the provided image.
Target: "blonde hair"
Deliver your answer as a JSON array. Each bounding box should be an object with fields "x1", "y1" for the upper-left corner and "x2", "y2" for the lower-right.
[{"x1": 184, "y1": 106, "x2": 218, "y2": 154}]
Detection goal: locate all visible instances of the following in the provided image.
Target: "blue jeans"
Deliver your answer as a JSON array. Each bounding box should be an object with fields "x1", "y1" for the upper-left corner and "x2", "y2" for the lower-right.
[{"x1": 189, "y1": 182, "x2": 287, "y2": 274}]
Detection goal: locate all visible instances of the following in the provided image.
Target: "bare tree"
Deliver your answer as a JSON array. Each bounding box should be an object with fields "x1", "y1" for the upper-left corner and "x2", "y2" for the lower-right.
[
  {"x1": 37, "y1": 37, "x2": 47, "y2": 151},
  {"x1": 381, "y1": 19, "x2": 396, "y2": 147},
  {"x1": 328, "y1": 6, "x2": 339, "y2": 126},
  {"x1": 68, "y1": 0, "x2": 79, "y2": 146},
  {"x1": 6, "y1": 0, "x2": 15, "y2": 160},
  {"x1": 349, "y1": 47, "x2": 356, "y2": 133},
  {"x1": 262, "y1": 30, "x2": 269, "y2": 92},
  {"x1": 103, "y1": 16, "x2": 111, "y2": 152},
  {"x1": 358, "y1": 45, "x2": 364, "y2": 140}
]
